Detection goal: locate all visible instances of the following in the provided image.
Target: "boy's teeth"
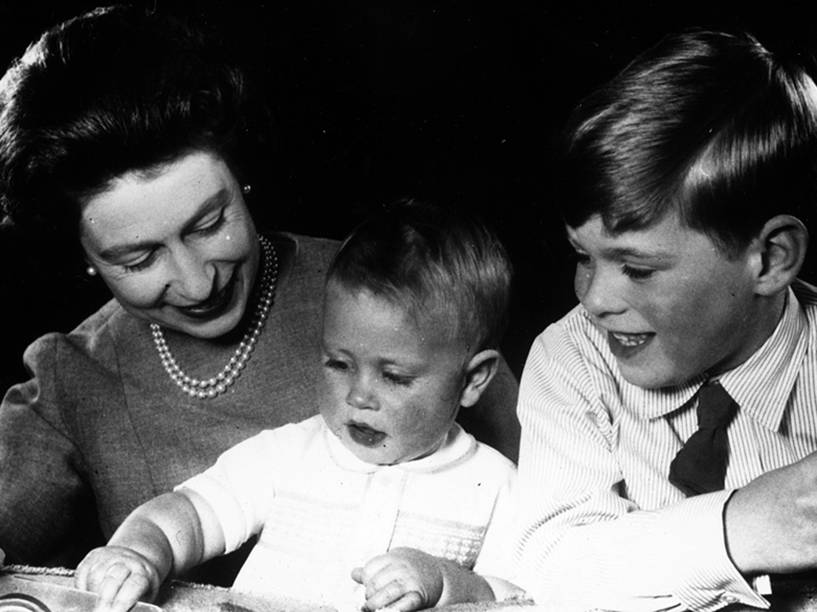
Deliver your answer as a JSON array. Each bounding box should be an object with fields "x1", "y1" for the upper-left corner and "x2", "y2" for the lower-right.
[{"x1": 611, "y1": 332, "x2": 650, "y2": 347}]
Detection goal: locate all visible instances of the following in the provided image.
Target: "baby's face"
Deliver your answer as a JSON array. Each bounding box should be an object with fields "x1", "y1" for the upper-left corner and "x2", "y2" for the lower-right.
[{"x1": 319, "y1": 281, "x2": 466, "y2": 465}]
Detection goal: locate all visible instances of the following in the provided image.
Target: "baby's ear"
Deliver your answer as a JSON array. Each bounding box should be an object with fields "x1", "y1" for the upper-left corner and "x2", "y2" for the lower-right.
[
  {"x1": 753, "y1": 214, "x2": 808, "y2": 296},
  {"x1": 459, "y1": 349, "x2": 501, "y2": 408}
]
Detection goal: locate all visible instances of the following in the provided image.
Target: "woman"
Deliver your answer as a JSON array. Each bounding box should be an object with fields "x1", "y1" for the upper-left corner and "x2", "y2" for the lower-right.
[{"x1": 0, "y1": 5, "x2": 520, "y2": 580}]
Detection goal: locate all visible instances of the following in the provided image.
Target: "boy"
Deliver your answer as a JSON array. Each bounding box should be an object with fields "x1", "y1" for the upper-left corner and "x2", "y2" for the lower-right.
[
  {"x1": 513, "y1": 29, "x2": 817, "y2": 611},
  {"x1": 74, "y1": 200, "x2": 522, "y2": 612}
]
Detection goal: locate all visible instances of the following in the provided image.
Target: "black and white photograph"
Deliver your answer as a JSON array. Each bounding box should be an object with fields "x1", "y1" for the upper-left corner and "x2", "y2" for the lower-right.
[{"x1": 1, "y1": 2, "x2": 817, "y2": 611}]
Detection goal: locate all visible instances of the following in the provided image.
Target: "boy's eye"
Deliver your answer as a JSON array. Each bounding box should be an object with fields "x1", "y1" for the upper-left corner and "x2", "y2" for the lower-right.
[
  {"x1": 571, "y1": 250, "x2": 592, "y2": 266},
  {"x1": 622, "y1": 264, "x2": 655, "y2": 280}
]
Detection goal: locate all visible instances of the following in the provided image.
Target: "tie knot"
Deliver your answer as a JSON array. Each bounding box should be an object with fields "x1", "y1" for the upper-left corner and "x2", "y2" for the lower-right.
[{"x1": 696, "y1": 381, "x2": 737, "y2": 429}]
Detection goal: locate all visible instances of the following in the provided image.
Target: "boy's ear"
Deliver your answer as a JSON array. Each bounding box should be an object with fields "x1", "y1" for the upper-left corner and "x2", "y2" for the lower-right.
[
  {"x1": 751, "y1": 214, "x2": 808, "y2": 296},
  {"x1": 459, "y1": 349, "x2": 501, "y2": 408}
]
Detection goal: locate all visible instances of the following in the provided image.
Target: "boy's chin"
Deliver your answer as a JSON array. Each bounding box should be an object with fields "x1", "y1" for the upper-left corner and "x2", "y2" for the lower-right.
[{"x1": 617, "y1": 363, "x2": 689, "y2": 390}]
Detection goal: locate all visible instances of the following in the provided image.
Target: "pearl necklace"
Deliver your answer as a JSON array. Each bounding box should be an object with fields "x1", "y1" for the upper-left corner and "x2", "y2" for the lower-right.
[{"x1": 150, "y1": 235, "x2": 278, "y2": 399}]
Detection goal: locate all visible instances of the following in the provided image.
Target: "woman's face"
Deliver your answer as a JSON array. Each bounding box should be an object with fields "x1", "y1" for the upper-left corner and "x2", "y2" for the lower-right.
[{"x1": 79, "y1": 150, "x2": 260, "y2": 339}]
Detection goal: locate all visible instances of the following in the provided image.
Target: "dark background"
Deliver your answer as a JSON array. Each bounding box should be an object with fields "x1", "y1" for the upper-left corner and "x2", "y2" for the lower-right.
[{"x1": 1, "y1": 1, "x2": 817, "y2": 391}]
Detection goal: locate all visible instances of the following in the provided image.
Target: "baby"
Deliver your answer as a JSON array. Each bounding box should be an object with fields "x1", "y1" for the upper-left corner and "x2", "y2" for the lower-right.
[{"x1": 75, "y1": 199, "x2": 521, "y2": 611}]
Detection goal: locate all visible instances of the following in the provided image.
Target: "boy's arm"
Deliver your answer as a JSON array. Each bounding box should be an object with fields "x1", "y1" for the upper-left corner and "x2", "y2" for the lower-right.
[
  {"x1": 353, "y1": 547, "x2": 523, "y2": 611},
  {"x1": 75, "y1": 490, "x2": 223, "y2": 612}
]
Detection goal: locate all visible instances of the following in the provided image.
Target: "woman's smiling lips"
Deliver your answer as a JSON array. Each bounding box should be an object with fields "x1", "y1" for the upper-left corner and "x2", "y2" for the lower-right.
[
  {"x1": 346, "y1": 421, "x2": 387, "y2": 447},
  {"x1": 176, "y1": 270, "x2": 238, "y2": 320}
]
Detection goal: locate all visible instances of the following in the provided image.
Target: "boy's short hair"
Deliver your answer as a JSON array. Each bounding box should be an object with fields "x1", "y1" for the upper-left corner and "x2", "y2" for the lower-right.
[
  {"x1": 559, "y1": 29, "x2": 817, "y2": 255},
  {"x1": 327, "y1": 198, "x2": 513, "y2": 352}
]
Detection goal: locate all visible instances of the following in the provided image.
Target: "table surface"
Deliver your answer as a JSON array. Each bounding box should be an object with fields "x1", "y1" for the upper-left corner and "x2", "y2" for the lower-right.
[
  {"x1": 5, "y1": 565, "x2": 817, "y2": 611},
  {"x1": 0, "y1": 565, "x2": 540, "y2": 612}
]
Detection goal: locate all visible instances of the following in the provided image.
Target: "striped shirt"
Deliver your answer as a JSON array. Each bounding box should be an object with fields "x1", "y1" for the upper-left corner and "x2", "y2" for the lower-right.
[{"x1": 513, "y1": 281, "x2": 817, "y2": 612}]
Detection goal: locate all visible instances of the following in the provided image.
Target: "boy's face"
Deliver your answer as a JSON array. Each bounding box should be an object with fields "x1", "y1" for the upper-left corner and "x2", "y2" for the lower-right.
[
  {"x1": 568, "y1": 212, "x2": 767, "y2": 389},
  {"x1": 319, "y1": 281, "x2": 466, "y2": 465}
]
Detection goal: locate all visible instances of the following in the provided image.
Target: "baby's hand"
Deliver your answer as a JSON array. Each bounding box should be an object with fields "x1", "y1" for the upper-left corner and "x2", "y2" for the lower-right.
[
  {"x1": 75, "y1": 545, "x2": 161, "y2": 612},
  {"x1": 352, "y1": 547, "x2": 444, "y2": 612}
]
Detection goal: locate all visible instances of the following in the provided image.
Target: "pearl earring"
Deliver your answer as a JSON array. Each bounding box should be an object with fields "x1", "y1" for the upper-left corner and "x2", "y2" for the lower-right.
[
  {"x1": 86, "y1": 266, "x2": 98, "y2": 277},
  {"x1": 242, "y1": 184, "x2": 252, "y2": 195}
]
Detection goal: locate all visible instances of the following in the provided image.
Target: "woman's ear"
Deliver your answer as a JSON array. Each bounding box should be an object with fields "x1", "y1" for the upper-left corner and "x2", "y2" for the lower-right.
[
  {"x1": 459, "y1": 349, "x2": 501, "y2": 408},
  {"x1": 752, "y1": 214, "x2": 808, "y2": 297}
]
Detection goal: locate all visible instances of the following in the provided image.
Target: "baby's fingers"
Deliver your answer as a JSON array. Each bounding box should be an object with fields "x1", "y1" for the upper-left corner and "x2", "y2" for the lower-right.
[
  {"x1": 94, "y1": 563, "x2": 150, "y2": 612},
  {"x1": 364, "y1": 580, "x2": 423, "y2": 612}
]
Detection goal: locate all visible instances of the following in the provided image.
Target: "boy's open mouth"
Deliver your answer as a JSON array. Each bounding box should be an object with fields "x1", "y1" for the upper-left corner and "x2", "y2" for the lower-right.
[
  {"x1": 607, "y1": 330, "x2": 654, "y2": 359},
  {"x1": 346, "y1": 421, "x2": 386, "y2": 448},
  {"x1": 609, "y1": 331, "x2": 651, "y2": 347}
]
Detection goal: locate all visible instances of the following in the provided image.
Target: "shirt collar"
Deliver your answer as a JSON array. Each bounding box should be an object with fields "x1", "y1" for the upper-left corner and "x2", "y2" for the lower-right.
[
  {"x1": 605, "y1": 287, "x2": 807, "y2": 428},
  {"x1": 322, "y1": 420, "x2": 477, "y2": 474},
  {"x1": 718, "y1": 287, "x2": 808, "y2": 431}
]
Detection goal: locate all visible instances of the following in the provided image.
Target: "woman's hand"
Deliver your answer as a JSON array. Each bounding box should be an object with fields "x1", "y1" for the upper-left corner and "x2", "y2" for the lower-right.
[
  {"x1": 75, "y1": 545, "x2": 162, "y2": 612},
  {"x1": 352, "y1": 547, "x2": 444, "y2": 611}
]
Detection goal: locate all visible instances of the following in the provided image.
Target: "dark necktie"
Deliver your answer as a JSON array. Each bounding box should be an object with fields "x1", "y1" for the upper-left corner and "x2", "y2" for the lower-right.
[
  {"x1": 668, "y1": 381, "x2": 817, "y2": 597},
  {"x1": 668, "y1": 380, "x2": 738, "y2": 496}
]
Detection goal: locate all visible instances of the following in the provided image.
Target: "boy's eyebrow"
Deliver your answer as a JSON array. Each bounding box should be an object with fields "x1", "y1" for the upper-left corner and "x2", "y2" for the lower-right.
[
  {"x1": 567, "y1": 234, "x2": 675, "y2": 262},
  {"x1": 600, "y1": 245, "x2": 675, "y2": 261},
  {"x1": 97, "y1": 189, "x2": 229, "y2": 261}
]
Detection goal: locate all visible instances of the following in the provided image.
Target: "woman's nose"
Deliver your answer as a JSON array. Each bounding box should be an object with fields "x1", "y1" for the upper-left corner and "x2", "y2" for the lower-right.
[
  {"x1": 167, "y1": 248, "x2": 215, "y2": 302},
  {"x1": 346, "y1": 375, "x2": 378, "y2": 410},
  {"x1": 575, "y1": 264, "x2": 627, "y2": 318}
]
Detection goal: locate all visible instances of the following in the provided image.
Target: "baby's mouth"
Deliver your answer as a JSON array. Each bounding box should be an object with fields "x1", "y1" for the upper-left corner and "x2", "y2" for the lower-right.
[{"x1": 346, "y1": 421, "x2": 387, "y2": 448}]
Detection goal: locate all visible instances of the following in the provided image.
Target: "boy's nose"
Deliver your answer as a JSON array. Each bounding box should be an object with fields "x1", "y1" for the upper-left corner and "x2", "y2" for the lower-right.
[{"x1": 576, "y1": 266, "x2": 627, "y2": 318}]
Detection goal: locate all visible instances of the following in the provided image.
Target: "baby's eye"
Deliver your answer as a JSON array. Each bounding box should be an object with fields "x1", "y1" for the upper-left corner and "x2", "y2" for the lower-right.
[
  {"x1": 622, "y1": 264, "x2": 655, "y2": 280},
  {"x1": 323, "y1": 358, "x2": 349, "y2": 372},
  {"x1": 382, "y1": 371, "x2": 414, "y2": 386}
]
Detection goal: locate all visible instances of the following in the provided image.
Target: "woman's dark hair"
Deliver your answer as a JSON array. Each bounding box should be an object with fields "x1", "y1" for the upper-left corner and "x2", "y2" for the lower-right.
[
  {"x1": 0, "y1": 4, "x2": 270, "y2": 259},
  {"x1": 559, "y1": 29, "x2": 817, "y2": 256}
]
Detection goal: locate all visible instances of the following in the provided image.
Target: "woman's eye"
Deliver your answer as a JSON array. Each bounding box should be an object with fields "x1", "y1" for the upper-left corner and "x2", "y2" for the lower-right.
[
  {"x1": 194, "y1": 209, "x2": 225, "y2": 236},
  {"x1": 622, "y1": 264, "x2": 655, "y2": 280},
  {"x1": 121, "y1": 252, "x2": 157, "y2": 273}
]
